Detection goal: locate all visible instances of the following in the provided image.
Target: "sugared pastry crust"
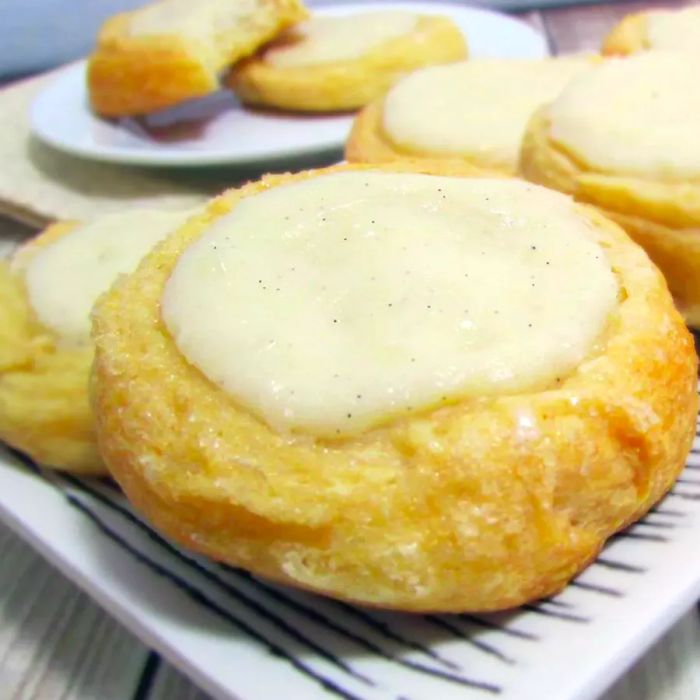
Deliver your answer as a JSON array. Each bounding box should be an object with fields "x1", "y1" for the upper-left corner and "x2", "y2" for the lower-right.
[
  {"x1": 228, "y1": 12, "x2": 467, "y2": 112},
  {"x1": 0, "y1": 209, "x2": 192, "y2": 473},
  {"x1": 520, "y1": 51, "x2": 700, "y2": 326},
  {"x1": 92, "y1": 164, "x2": 696, "y2": 612},
  {"x1": 88, "y1": 0, "x2": 308, "y2": 117},
  {"x1": 602, "y1": 6, "x2": 700, "y2": 56},
  {"x1": 346, "y1": 57, "x2": 594, "y2": 176}
]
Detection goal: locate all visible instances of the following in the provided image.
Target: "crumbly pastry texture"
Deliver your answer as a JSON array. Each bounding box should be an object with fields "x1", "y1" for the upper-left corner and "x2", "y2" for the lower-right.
[
  {"x1": 88, "y1": 0, "x2": 308, "y2": 117},
  {"x1": 0, "y1": 222, "x2": 103, "y2": 474},
  {"x1": 229, "y1": 15, "x2": 467, "y2": 112},
  {"x1": 92, "y1": 163, "x2": 697, "y2": 612}
]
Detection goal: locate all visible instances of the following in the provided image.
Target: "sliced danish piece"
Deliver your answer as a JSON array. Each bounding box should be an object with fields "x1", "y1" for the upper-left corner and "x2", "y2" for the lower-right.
[{"x1": 88, "y1": 0, "x2": 308, "y2": 117}]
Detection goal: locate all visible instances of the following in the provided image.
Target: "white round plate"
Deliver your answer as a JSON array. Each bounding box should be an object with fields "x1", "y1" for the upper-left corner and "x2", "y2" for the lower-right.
[{"x1": 30, "y1": 2, "x2": 548, "y2": 167}]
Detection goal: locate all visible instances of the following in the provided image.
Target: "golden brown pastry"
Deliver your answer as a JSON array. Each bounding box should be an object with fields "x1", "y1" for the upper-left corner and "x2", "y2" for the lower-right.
[
  {"x1": 346, "y1": 56, "x2": 595, "y2": 176},
  {"x1": 520, "y1": 51, "x2": 700, "y2": 327},
  {"x1": 92, "y1": 163, "x2": 696, "y2": 612},
  {"x1": 0, "y1": 208, "x2": 193, "y2": 473},
  {"x1": 88, "y1": 0, "x2": 308, "y2": 117},
  {"x1": 602, "y1": 5, "x2": 700, "y2": 56},
  {"x1": 229, "y1": 11, "x2": 467, "y2": 112}
]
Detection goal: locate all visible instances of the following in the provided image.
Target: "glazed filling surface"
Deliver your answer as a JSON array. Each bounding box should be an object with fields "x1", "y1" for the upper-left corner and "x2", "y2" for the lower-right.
[
  {"x1": 128, "y1": 0, "x2": 258, "y2": 39},
  {"x1": 382, "y1": 58, "x2": 592, "y2": 168},
  {"x1": 264, "y1": 11, "x2": 418, "y2": 67},
  {"x1": 548, "y1": 52, "x2": 700, "y2": 179},
  {"x1": 647, "y1": 7, "x2": 700, "y2": 51},
  {"x1": 22, "y1": 209, "x2": 191, "y2": 345},
  {"x1": 162, "y1": 173, "x2": 618, "y2": 437}
]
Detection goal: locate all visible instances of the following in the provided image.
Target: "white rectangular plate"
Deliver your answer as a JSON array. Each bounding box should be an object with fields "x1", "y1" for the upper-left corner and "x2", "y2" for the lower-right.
[
  {"x1": 29, "y1": 3, "x2": 547, "y2": 168},
  {"x1": 1, "y1": 418, "x2": 700, "y2": 700}
]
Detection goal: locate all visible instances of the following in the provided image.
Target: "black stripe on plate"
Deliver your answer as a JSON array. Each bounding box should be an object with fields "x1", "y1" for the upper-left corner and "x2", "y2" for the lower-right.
[
  {"x1": 5, "y1": 446, "x2": 42, "y2": 475},
  {"x1": 459, "y1": 616, "x2": 539, "y2": 642},
  {"x1": 632, "y1": 519, "x2": 676, "y2": 530},
  {"x1": 426, "y1": 617, "x2": 515, "y2": 665},
  {"x1": 676, "y1": 477, "x2": 700, "y2": 486},
  {"x1": 63, "y1": 475, "x2": 501, "y2": 695},
  {"x1": 568, "y1": 580, "x2": 623, "y2": 598},
  {"x1": 59, "y1": 480, "x2": 375, "y2": 689},
  {"x1": 521, "y1": 604, "x2": 590, "y2": 624},
  {"x1": 227, "y1": 567, "x2": 461, "y2": 673},
  {"x1": 65, "y1": 495, "x2": 366, "y2": 700},
  {"x1": 96, "y1": 476, "x2": 122, "y2": 492},
  {"x1": 668, "y1": 491, "x2": 700, "y2": 501},
  {"x1": 537, "y1": 597, "x2": 575, "y2": 610},
  {"x1": 209, "y1": 572, "x2": 500, "y2": 692},
  {"x1": 217, "y1": 572, "x2": 502, "y2": 690},
  {"x1": 613, "y1": 530, "x2": 668, "y2": 543},
  {"x1": 330, "y1": 599, "x2": 464, "y2": 671},
  {"x1": 325, "y1": 598, "x2": 464, "y2": 672},
  {"x1": 593, "y1": 558, "x2": 646, "y2": 574},
  {"x1": 648, "y1": 507, "x2": 685, "y2": 518}
]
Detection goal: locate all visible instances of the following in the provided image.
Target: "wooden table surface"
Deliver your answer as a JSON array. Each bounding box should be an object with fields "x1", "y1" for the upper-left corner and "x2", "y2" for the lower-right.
[{"x1": 2, "y1": 2, "x2": 700, "y2": 699}]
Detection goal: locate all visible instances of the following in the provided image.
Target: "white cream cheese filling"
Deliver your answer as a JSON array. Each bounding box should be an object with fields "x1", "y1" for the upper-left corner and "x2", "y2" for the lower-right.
[
  {"x1": 265, "y1": 11, "x2": 418, "y2": 68},
  {"x1": 382, "y1": 57, "x2": 592, "y2": 170},
  {"x1": 21, "y1": 208, "x2": 192, "y2": 345},
  {"x1": 162, "y1": 173, "x2": 617, "y2": 437},
  {"x1": 548, "y1": 52, "x2": 700, "y2": 179}
]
